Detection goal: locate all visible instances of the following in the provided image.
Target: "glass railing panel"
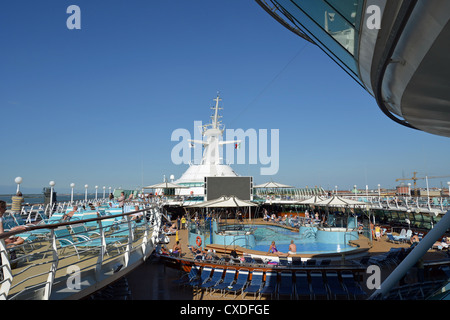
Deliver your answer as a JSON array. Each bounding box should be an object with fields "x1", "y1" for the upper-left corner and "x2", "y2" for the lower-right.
[
  {"x1": 274, "y1": 0, "x2": 361, "y2": 81},
  {"x1": 325, "y1": 0, "x2": 364, "y2": 27},
  {"x1": 290, "y1": 0, "x2": 358, "y2": 55}
]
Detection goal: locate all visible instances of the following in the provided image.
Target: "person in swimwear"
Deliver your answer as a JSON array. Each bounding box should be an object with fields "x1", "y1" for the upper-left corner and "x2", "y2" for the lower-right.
[
  {"x1": 288, "y1": 240, "x2": 297, "y2": 254},
  {"x1": 268, "y1": 241, "x2": 289, "y2": 256}
]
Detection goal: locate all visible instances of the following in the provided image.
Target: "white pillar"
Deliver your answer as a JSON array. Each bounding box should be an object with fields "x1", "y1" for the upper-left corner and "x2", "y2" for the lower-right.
[
  {"x1": 49, "y1": 181, "x2": 55, "y2": 214},
  {"x1": 15, "y1": 177, "x2": 23, "y2": 193},
  {"x1": 85, "y1": 184, "x2": 89, "y2": 202},
  {"x1": 70, "y1": 183, "x2": 75, "y2": 203}
]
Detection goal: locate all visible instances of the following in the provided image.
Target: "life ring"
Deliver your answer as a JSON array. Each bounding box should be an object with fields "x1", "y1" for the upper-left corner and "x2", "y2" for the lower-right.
[{"x1": 196, "y1": 236, "x2": 202, "y2": 247}]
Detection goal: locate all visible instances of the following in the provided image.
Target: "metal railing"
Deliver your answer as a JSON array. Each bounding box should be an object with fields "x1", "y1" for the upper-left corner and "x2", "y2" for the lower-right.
[{"x1": 0, "y1": 203, "x2": 163, "y2": 300}]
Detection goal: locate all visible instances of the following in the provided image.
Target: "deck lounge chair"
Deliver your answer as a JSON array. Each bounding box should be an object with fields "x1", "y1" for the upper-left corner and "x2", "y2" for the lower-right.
[
  {"x1": 243, "y1": 256, "x2": 255, "y2": 264},
  {"x1": 210, "y1": 269, "x2": 236, "y2": 296},
  {"x1": 306, "y1": 259, "x2": 316, "y2": 266},
  {"x1": 325, "y1": 271, "x2": 348, "y2": 300},
  {"x1": 223, "y1": 269, "x2": 249, "y2": 297},
  {"x1": 294, "y1": 271, "x2": 311, "y2": 299},
  {"x1": 53, "y1": 226, "x2": 125, "y2": 259},
  {"x1": 199, "y1": 268, "x2": 224, "y2": 294},
  {"x1": 277, "y1": 271, "x2": 293, "y2": 299},
  {"x1": 252, "y1": 257, "x2": 265, "y2": 265},
  {"x1": 397, "y1": 229, "x2": 412, "y2": 242},
  {"x1": 291, "y1": 256, "x2": 303, "y2": 267},
  {"x1": 341, "y1": 271, "x2": 367, "y2": 300},
  {"x1": 242, "y1": 270, "x2": 264, "y2": 299},
  {"x1": 310, "y1": 271, "x2": 328, "y2": 300},
  {"x1": 320, "y1": 259, "x2": 331, "y2": 266},
  {"x1": 173, "y1": 265, "x2": 200, "y2": 287},
  {"x1": 386, "y1": 233, "x2": 400, "y2": 244},
  {"x1": 191, "y1": 266, "x2": 213, "y2": 288},
  {"x1": 259, "y1": 271, "x2": 277, "y2": 299},
  {"x1": 278, "y1": 256, "x2": 289, "y2": 266}
]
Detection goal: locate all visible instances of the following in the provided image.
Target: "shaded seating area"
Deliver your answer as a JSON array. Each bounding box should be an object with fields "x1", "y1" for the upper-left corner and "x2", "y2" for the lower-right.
[{"x1": 171, "y1": 262, "x2": 371, "y2": 300}]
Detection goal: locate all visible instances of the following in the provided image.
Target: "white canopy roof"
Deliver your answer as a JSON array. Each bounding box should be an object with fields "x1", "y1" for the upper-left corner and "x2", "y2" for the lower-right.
[
  {"x1": 143, "y1": 181, "x2": 187, "y2": 189},
  {"x1": 315, "y1": 196, "x2": 367, "y2": 208},
  {"x1": 253, "y1": 181, "x2": 293, "y2": 188},
  {"x1": 297, "y1": 196, "x2": 324, "y2": 204},
  {"x1": 186, "y1": 195, "x2": 257, "y2": 208}
]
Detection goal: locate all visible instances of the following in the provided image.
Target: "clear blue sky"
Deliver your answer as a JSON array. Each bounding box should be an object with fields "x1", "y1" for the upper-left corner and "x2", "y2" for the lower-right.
[{"x1": 1, "y1": 0, "x2": 449, "y2": 194}]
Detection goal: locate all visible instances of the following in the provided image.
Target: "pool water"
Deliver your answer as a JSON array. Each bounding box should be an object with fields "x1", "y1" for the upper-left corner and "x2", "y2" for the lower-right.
[{"x1": 250, "y1": 225, "x2": 356, "y2": 254}]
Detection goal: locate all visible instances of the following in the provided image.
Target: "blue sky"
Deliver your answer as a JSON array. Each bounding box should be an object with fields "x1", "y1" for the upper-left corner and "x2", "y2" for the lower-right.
[{"x1": 1, "y1": 0, "x2": 449, "y2": 194}]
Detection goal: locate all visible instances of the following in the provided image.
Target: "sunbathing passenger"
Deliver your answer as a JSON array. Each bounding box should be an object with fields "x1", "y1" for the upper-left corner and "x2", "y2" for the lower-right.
[
  {"x1": 268, "y1": 241, "x2": 289, "y2": 257},
  {"x1": 433, "y1": 237, "x2": 449, "y2": 249},
  {"x1": 62, "y1": 205, "x2": 78, "y2": 221},
  {"x1": 288, "y1": 240, "x2": 297, "y2": 254},
  {"x1": 172, "y1": 241, "x2": 182, "y2": 256},
  {"x1": 164, "y1": 226, "x2": 177, "y2": 234}
]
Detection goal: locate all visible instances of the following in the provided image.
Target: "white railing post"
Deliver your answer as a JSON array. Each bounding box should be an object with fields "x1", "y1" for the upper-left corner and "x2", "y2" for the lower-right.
[
  {"x1": 43, "y1": 229, "x2": 59, "y2": 300},
  {"x1": 0, "y1": 239, "x2": 13, "y2": 300},
  {"x1": 95, "y1": 219, "x2": 105, "y2": 280},
  {"x1": 141, "y1": 212, "x2": 150, "y2": 260},
  {"x1": 124, "y1": 215, "x2": 133, "y2": 267}
]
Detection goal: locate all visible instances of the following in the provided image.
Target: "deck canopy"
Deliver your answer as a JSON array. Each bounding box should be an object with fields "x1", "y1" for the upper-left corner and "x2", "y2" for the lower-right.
[{"x1": 186, "y1": 195, "x2": 257, "y2": 208}]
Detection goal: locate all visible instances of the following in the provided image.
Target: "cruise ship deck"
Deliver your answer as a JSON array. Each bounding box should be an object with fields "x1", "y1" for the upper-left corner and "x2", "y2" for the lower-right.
[{"x1": 156, "y1": 217, "x2": 450, "y2": 300}]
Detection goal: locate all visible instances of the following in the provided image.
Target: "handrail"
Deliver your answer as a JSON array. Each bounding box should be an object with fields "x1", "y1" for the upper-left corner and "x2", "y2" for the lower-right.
[
  {"x1": 0, "y1": 207, "x2": 153, "y2": 241},
  {"x1": 0, "y1": 204, "x2": 161, "y2": 300}
]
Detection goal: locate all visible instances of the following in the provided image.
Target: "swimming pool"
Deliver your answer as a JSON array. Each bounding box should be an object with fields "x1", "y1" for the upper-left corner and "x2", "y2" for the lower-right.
[{"x1": 249, "y1": 225, "x2": 357, "y2": 254}]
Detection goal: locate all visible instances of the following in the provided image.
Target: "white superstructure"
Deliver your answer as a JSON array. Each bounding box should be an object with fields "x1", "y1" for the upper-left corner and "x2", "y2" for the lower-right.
[{"x1": 174, "y1": 94, "x2": 240, "y2": 196}]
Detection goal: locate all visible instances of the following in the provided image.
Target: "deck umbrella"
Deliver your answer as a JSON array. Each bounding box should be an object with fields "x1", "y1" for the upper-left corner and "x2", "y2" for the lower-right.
[{"x1": 186, "y1": 195, "x2": 257, "y2": 221}]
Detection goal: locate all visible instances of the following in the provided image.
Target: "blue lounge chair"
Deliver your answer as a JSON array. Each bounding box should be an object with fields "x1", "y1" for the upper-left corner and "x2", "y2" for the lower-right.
[
  {"x1": 210, "y1": 269, "x2": 236, "y2": 296},
  {"x1": 320, "y1": 259, "x2": 331, "y2": 266},
  {"x1": 259, "y1": 271, "x2": 277, "y2": 299},
  {"x1": 310, "y1": 271, "x2": 328, "y2": 300},
  {"x1": 173, "y1": 265, "x2": 200, "y2": 287},
  {"x1": 294, "y1": 271, "x2": 311, "y2": 299},
  {"x1": 53, "y1": 226, "x2": 125, "y2": 259},
  {"x1": 191, "y1": 266, "x2": 213, "y2": 288},
  {"x1": 242, "y1": 270, "x2": 264, "y2": 299},
  {"x1": 277, "y1": 271, "x2": 293, "y2": 299},
  {"x1": 387, "y1": 233, "x2": 400, "y2": 244},
  {"x1": 291, "y1": 256, "x2": 303, "y2": 267},
  {"x1": 252, "y1": 257, "x2": 265, "y2": 265},
  {"x1": 199, "y1": 268, "x2": 224, "y2": 294},
  {"x1": 306, "y1": 259, "x2": 316, "y2": 266},
  {"x1": 243, "y1": 256, "x2": 255, "y2": 264},
  {"x1": 224, "y1": 269, "x2": 249, "y2": 297},
  {"x1": 278, "y1": 256, "x2": 289, "y2": 266},
  {"x1": 325, "y1": 271, "x2": 348, "y2": 300},
  {"x1": 341, "y1": 271, "x2": 367, "y2": 300}
]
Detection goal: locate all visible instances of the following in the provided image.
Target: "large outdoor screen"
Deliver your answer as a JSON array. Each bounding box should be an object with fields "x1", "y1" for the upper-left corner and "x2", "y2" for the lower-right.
[{"x1": 204, "y1": 176, "x2": 252, "y2": 201}]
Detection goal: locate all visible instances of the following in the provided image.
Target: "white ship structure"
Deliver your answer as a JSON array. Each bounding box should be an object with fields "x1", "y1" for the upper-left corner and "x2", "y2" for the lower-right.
[{"x1": 173, "y1": 94, "x2": 240, "y2": 197}]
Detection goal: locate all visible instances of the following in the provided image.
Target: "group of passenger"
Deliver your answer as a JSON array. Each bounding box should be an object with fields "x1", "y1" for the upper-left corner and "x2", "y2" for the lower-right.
[{"x1": 268, "y1": 240, "x2": 297, "y2": 256}]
